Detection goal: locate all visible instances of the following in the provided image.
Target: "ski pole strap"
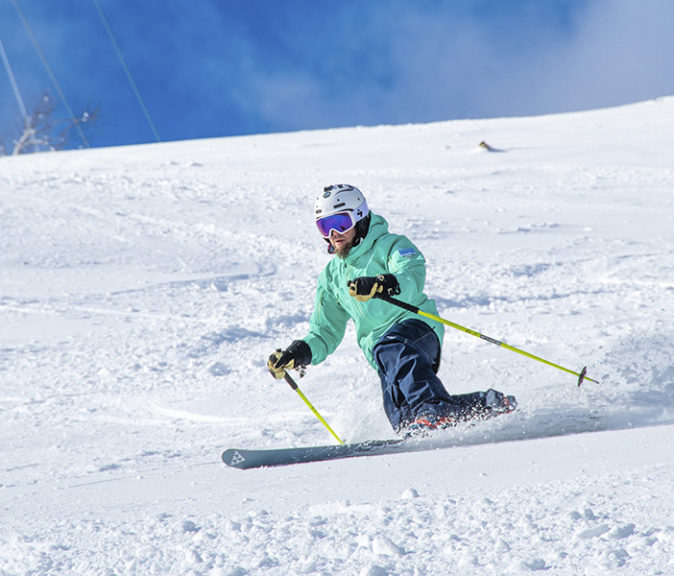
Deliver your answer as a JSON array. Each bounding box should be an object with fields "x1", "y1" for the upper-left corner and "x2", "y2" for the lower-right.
[
  {"x1": 377, "y1": 294, "x2": 598, "y2": 386},
  {"x1": 284, "y1": 373, "x2": 344, "y2": 444}
]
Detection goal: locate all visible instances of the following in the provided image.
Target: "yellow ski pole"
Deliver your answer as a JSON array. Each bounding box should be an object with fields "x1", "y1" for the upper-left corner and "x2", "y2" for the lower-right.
[
  {"x1": 377, "y1": 294, "x2": 599, "y2": 386},
  {"x1": 284, "y1": 372, "x2": 344, "y2": 444}
]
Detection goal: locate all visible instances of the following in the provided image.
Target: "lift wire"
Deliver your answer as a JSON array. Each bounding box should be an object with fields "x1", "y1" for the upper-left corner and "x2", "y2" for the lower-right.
[
  {"x1": 11, "y1": 0, "x2": 90, "y2": 148},
  {"x1": 93, "y1": 0, "x2": 161, "y2": 142},
  {"x1": 0, "y1": 35, "x2": 38, "y2": 153},
  {"x1": 0, "y1": 37, "x2": 29, "y2": 120}
]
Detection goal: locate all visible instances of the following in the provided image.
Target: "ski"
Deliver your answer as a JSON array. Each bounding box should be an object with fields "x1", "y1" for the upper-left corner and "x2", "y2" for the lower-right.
[
  {"x1": 222, "y1": 438, "x2": 404, "y2": 470},
  {"x1": 222, "y1": 400, "x2": 521, "y2": 469}
]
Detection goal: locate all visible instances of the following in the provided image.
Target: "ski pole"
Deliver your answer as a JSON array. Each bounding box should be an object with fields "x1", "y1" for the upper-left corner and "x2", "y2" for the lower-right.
[
  {"x1": 377, "y1": 294, "x2": 598, "y2": 386},
  {"x1": 283, "y1": 372, "x2": 344, "y2": 444}
]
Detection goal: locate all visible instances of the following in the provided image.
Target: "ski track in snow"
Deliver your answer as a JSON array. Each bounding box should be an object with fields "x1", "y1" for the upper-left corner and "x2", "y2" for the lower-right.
[{"x1": 1, "y1": 98, "x2": 673, "y2": 575}]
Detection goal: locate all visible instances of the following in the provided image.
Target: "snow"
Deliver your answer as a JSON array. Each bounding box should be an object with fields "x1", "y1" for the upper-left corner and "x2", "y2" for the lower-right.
[{"x1": 1, "y1": 96, "x2": 674, "y2": 575}]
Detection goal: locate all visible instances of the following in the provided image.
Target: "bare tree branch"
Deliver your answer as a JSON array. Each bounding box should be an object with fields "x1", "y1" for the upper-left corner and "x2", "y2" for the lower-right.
[{"x1": 1, "y1": 92, "x2": 99, "y2": 156}]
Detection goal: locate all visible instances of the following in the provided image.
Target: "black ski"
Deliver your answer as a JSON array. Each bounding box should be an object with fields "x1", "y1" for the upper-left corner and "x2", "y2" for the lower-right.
[{"x1": 222, "y1": 438, "x2": 404, "y2": 470}]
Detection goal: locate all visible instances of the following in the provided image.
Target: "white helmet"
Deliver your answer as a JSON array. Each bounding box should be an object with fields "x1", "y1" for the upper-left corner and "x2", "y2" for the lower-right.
[
  {"x1": 315, "y1": 184, "x2": 368, "y2": 227},
  {"x1": 314, "y1": 184, "x2": 371, "y2": 250}
]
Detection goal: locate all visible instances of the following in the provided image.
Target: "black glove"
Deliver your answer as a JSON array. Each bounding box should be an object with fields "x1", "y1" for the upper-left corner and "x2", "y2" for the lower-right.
[
  {"x1": 347, "y1": 274, "x2": 400, "y2": 302},
  {"x1": 267, "y1": 340, "x2": 312, "y2": 379}
]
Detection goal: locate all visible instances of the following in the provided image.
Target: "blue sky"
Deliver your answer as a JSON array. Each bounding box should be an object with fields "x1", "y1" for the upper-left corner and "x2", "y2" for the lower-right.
[{"x1": 1, "y1": 0, "x2": 673, "y2": 150}]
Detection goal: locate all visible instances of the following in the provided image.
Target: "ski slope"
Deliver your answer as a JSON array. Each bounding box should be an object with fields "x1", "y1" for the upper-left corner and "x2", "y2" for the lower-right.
[{"x1": 1, "y1": 97, "x2": 673, "y2": 575}]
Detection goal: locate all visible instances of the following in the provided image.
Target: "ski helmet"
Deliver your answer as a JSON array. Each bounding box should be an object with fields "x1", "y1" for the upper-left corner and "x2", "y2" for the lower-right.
[{"x1": 315, "y1": 184, "x2": 371, "y2": 251}]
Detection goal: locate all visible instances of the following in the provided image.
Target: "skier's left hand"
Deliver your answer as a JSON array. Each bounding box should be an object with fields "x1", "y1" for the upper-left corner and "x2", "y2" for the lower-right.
[{"x1": 348, "y1": 274, "x2": 400, "y2": 302}]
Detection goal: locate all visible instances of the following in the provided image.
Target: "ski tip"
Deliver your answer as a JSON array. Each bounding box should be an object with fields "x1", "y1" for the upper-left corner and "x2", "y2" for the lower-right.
[{"x1": 222, "y1": 449, "x2": 248, "y2": 469}]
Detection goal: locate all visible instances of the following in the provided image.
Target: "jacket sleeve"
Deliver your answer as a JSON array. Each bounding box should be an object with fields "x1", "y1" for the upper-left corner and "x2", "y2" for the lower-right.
[
  {"x1": 302, "y1": 267, "x2": 350, "y2": 365},
  {"x1": 386, "y1": 238, "x2": 427, "y2": 302}
]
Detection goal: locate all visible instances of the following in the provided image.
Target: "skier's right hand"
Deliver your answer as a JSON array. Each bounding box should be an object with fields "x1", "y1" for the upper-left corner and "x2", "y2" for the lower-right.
[{"x1": 267, "y1": 340, "x2": 312, "y2": 379}]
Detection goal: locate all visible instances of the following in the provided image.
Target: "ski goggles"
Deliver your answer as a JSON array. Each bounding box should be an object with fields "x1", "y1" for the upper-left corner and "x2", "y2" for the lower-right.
[{"x1": 315, "y1": 212, "x2": 357, "y2": 238}]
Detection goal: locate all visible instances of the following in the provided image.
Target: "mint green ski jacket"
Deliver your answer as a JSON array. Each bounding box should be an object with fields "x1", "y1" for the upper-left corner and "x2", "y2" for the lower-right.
[{"x1": 302, "y1": 213, "x2": 444, "y2": 370}]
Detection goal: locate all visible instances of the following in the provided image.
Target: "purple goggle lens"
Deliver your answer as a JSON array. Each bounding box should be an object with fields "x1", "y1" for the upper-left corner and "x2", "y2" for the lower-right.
[{"x1": 316, "y1": 212, "x2": 356, "y2": 238}]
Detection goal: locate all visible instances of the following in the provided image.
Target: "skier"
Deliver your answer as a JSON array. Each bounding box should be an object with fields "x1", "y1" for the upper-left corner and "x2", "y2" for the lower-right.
[{"x1": 267, "y1": 184, "x2": 516, "y2": 437}]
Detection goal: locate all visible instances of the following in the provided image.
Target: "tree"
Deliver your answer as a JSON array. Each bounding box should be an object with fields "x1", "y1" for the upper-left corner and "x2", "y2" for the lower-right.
[{"x1": 1, "y1": 91, "x2": 98, "y2": 156}]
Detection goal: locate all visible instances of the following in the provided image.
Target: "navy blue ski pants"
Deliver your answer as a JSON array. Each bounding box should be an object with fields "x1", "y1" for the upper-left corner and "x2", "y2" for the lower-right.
[{"x1": 373, "y1": 319, "x2": 482, "y2": 431}]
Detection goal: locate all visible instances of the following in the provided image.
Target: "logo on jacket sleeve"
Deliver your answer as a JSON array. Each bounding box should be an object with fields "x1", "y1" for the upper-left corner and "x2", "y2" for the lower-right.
[{"x1": 398, "y1": 248, "x2": 416, "y2": 258}]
